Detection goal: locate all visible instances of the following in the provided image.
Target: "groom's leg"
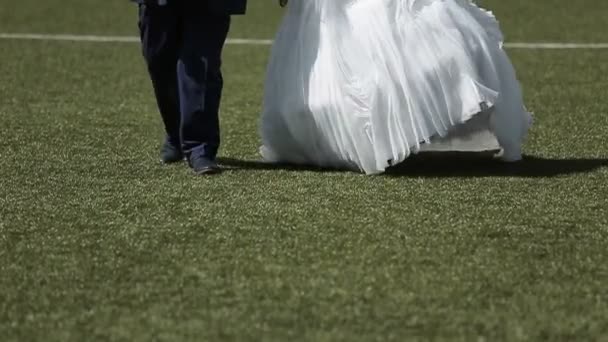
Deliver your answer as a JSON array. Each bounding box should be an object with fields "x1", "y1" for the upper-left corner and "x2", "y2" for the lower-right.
[
  {"x1": 177, "y1": 2, "x2": 231, "y2": 161},
  {"x1": 139, "y1": 3, "x2": 182, "y2": 148}
]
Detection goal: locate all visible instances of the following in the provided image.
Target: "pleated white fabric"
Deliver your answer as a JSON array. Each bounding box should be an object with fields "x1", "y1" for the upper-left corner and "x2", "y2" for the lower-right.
[{"x1": 260, "y1": 0, "x2": 532, "y2": 174}]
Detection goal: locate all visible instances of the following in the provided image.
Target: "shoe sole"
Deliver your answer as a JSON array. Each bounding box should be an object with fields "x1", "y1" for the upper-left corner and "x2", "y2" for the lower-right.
[{"x1": 194, "y1": 167, "x2": 222, "y2": 175}]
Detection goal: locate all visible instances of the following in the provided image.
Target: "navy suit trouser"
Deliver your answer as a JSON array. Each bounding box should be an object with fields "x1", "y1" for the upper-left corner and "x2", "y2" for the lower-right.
[{"x1": 138, "y1": 2, "x2": 231, "y2": 160}]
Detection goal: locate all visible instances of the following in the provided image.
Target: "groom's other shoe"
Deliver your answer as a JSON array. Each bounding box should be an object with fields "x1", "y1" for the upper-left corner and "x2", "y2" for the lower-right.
[
  {"x1": 160, "y1": 140, "x2": 184, "y2": 164},
  {"x1": 189, "y1": 156, "x2": 221, "y2": 175}
]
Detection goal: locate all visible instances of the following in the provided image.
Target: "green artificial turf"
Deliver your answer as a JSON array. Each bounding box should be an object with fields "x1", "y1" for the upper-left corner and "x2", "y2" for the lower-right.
[{"x1": 1, "y1": 0, "x2": 607, "y2": 340}]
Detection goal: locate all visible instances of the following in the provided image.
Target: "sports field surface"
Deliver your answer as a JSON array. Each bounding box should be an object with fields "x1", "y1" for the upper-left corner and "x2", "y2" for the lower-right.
[{"x1": 1, "y1": 1, "x2": 607, "y2": 340}]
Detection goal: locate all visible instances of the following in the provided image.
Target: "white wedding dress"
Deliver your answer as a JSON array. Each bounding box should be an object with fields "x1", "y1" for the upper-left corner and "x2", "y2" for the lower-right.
[{"x1": 260, "y1": 0, "x2": 532, "y2": 174}]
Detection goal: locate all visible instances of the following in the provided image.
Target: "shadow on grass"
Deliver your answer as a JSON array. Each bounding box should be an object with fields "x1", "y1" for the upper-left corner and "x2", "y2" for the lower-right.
[
  {"x1": 384, "y1": 153, "x2": 608, "y2": 178},
  {"x1": 219, "y1": 153, "x2": 608, "y2": 178}
]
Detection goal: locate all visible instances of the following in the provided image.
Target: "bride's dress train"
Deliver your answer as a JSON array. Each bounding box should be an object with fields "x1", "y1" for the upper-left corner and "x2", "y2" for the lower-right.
[{"x1": 260, "y1": 0, "x2": 532, "y2": 174}]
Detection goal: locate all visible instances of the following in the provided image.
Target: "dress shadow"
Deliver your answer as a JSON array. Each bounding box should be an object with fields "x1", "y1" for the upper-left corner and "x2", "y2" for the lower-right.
[{"x1": 218, "y1": 153, "x2": 608, "y2": 178}]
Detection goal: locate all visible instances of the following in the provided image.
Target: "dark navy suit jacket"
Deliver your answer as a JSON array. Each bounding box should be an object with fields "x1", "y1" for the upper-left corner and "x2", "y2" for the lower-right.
[{"x1": 131, "y1": 0, "x2": 247, "y2": 15}]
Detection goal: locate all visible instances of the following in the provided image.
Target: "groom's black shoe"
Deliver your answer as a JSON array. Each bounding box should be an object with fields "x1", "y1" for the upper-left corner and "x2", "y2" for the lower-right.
[
  {"x1": 160, "y1": 141, "x2": 184, "y2": 164},
  {"x1": 189, "y1": 156, "x2": 222, "y2": 175}
]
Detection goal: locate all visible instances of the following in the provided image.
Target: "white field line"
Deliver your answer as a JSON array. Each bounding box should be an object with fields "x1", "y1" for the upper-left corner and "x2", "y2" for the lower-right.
[
  {"x1": 1, "y1": 33, "x2": 608, "y2": 49},
  {"x1": 0, "y1": 33, "x2": 274, "y2": 45},
  {"x1": 505, "y1": 42, "x2": 608, "y2": 49}
]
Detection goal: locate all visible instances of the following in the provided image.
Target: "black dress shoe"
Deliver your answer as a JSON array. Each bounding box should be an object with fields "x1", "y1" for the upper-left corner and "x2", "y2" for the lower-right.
[
  {"x1": 160, "y1": 141, "x2": 184, "y2": 164},
  {"x1": 190, "y1": 156, "x2": 222, "y2": 175}
]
